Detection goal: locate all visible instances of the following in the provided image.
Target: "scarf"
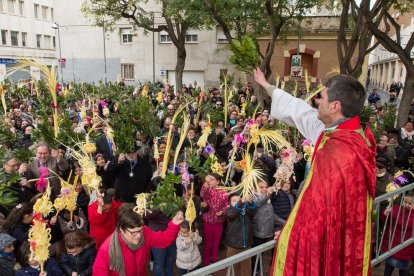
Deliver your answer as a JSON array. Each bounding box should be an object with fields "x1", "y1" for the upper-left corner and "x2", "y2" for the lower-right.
[
  {"x1": 401, "y1": 127, "x2": 414, "y2": 140},
  {"x1": 108, "y1": 228, "x2": 145, "y2": 276}
]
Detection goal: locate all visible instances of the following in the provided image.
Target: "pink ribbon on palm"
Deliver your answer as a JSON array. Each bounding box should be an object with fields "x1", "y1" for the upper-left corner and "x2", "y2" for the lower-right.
[{"x1": 35, "y1": 166, "x2": 49, "y2": 192}]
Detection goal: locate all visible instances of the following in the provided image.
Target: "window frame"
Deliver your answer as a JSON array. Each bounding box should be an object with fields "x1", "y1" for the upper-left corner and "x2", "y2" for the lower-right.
[
  {"x1": 18, "y1": 0, "x2": 23, "y2": 15},
  {"x1": 7, "y1": 0, "x2": 15, "y2": 14},
  {"x1": 41, "y1": 5, "x2": 47, "y2": 20},
  {"x1": 1, "y1": 30, "x2": 8, "y2": 45},
  {"x1": 185, "y1": 34, "x2": 198, "y2": 44},
  {"x1": 120, "y1": 28, "x2": 133, "y2": 44},
  {"x1": 36, "y1": 34, "x2": 41, "y2": 48},
  {"x1": 216, "y1": 25, "x2": 229, "y2": 44},
  {"x1": 121, "y1": 63, "x2": 135, "y2": 80},
  {"x1": 159, "y1": 31, "x2": 172, "y2": 44},
  {"x1": 33, "y1": 3, "x2": 38, "y2": 18},
  {"x1": 44, "y1": 35, "x2": 51, "y2": 49},
  {"x1": 10, "y1": 30, "x2": 18, "y2": 46},
  {"x1": 21, "y1": 32, "x2": 27, "y2": 46}
]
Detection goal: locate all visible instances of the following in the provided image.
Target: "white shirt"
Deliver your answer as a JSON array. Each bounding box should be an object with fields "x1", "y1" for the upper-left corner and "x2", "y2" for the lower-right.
[{"x1": 268, "y1": 86, "x2": 324, "y2": 145}]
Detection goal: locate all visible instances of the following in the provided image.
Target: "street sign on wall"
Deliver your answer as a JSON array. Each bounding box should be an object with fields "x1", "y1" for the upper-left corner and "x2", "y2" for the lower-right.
[
  {"x1": 291, "y1": 55, "x2": 302, "y2": 67},
  {"x1": 291, "y1": 55, "x2": 303, "y2": 78},
  {"x1": 0, "y1": 58, "x2": 18, "y2": 64},
  {"x1": 291, "y1": 66, "x2": 303, "y2": 78}
]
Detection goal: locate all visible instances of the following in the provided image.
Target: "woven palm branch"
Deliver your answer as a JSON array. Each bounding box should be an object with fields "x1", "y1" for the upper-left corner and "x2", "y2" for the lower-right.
[
  {"x1": 7, "y1": 58, "x2": 59, "y2": 137},
  {"x1": 28, "y1": 219, "x2": 51, "y2": 273},
  {"x1": 33, "y1": 185, "x2": 54, "y2": 217},
  {"x1": 224, "y1": 153, "x2": 266, "y2": 199}
]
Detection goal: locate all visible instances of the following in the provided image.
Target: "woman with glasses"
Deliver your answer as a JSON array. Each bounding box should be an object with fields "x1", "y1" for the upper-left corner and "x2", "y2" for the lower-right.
[{"x1": 93, "y1": 203, "x2": 184, "y2": 275}]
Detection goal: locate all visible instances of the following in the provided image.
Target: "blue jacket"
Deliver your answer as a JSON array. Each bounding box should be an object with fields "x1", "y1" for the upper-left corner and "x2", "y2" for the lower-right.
[
  {"x1": 226, "y1": 201, "x2": 256, "y2": 248},
  {"x1": 16, "y1": 258, "x2": 63, "y2": 276},
  {"x1": 368, "y1": 93, "x2": 381, "y2": 105},
  {"x1": 61, "y1": 243, "x2": 97, "y2": 276}
]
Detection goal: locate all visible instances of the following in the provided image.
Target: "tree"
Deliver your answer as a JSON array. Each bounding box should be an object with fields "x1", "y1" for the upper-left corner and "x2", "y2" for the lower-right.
[
  {"x1": 360, "y1": 0, "x2": 414, "y2": 127},
  {"x1": 203, "y1": 0, "x2": 323, "y2": 103},
  {"x1": 82, "y1": 0, "x2": 212, "y2": 92},
  {"x1": 336, "y1": 0, "x2": 379, "y2": 78}
]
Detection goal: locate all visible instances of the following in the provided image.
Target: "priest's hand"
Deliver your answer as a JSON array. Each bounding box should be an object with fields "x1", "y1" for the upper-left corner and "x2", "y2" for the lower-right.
[
  {"x1": 172, "y1": 211, "x2": 184, "y2": 225},
  {"x1": 274, "y1": 231, "x2": 281, "y2": 240},
  {"x1": 254, "y1": 68, "x2": 270, "y2": 90}
]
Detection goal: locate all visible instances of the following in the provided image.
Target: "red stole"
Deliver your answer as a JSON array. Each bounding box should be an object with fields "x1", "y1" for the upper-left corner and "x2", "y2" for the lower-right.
[{"x1": 271, "y1": 116, "x2": 376, "y2": 276}]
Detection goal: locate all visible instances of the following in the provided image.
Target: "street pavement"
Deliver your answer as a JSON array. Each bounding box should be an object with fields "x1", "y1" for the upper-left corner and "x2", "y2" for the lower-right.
[{"x1": 367, "y1": 84, "x2": 401, "y2": 108}]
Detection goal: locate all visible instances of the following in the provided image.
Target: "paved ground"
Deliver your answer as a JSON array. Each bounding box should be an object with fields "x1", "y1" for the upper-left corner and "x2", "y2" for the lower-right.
[{"x1": 367, "y1": 84, "x2": 401, "y2": 108}]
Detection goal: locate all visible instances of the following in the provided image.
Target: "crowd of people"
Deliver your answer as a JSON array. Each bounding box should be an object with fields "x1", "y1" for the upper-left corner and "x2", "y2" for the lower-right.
[{"x1": 0, "y1": 69, "x2": 413, "y2": 276}]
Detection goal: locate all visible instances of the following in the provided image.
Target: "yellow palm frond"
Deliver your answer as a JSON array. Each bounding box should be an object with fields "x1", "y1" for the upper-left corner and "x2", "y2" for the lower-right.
[
  {"x1": 162, "y1": 104, "x2": 187, "y2": 178},
  {"x1": 293, "y1": 80, "x2": 298, "y2": 97},
  {"x1": 304, "y1": 83, "x2": 325, "y2": 104},
  {"x1": 274, "y1": 74, "x2": 280, "y2": 90},
  {"x1": 304, "y1": 69, "x2": 310, "y2": 94},
  {"x1": 326, "y1": 67, "x2": 340, "y2": 77},
  {"x1": 248, "y1": 128, "x2": 291, "y2": 154},
  {"x1": 7, "y1": 58, "x2": 59, "y2": 137},
  {"x1": 173, "y1": 115, "x2": 190, "y2": 168}
]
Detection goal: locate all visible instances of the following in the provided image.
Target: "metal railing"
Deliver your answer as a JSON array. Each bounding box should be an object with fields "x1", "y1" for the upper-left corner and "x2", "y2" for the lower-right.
[
  {"x1": 186, "y1": 182, "x2": 414, "y2": 275},
  {"x1": 185, "y1": 240, "x2": 276, "y2": 276},
  {"x1": 372, "y1": 182, "x2": 414, "y2": 266}
]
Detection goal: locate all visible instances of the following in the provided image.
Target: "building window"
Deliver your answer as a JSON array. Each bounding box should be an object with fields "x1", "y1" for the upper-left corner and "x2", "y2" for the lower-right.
[
  {"x1": 159, "y1": 31, "x2": 172, "y2": 43},
  {"x1": 50, "y1": 7, "x2": 53, "y2": 20},
  {"x1": 33, "y1": 3, "x2": 38, "y2": 18},
  {"x1": 52, "y1": 36, "x2": 56, "y2": 49},
  {"x1": 120, "y1": 28, "x2": 133, "y2": 44},
  {"x1": 7, "y1": 0, "x2": 15, "y2": 13},
  {"x1": 216, "y1": 26, "x2": 229, "y2": 44},
  {"x1": 36, "y1": 34, "x2": 41, "y2": 48},
  {"x1": 18, "y1": 0, "x2": 23, "y2": 15},
  {"x1": 21, "y1": 32, "x2": 26, "y2": 46},
  {"x1": 41, "y1": 5, "x2": 47, "y2": 20},
  {"x1": 44, "y1": 35, "x2": 51, "y2": 49},
  {"x1": 185, "y1": 34, "x2": 198, "y2": 43},
  {"x1": 0, "y1": 0, "x2": 4, "y2": 13},
  {"x1": 10, "y1": 31, "x2": 18, "y2": 46},
  {"x1": 121, "y1": 64, "x2": 134, "y2": 80},
  {"x1": 1, "y1": 30, "x2": 7, "y2": 45}
]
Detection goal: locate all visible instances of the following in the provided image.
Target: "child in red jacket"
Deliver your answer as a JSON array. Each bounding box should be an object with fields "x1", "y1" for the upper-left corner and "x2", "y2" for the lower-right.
[
  {"x1": 382, "y1": 193, "x2": 414, "y2": 276},
  {"x1": 88, "y1": 189, "x2": 121, "y2": 249}
]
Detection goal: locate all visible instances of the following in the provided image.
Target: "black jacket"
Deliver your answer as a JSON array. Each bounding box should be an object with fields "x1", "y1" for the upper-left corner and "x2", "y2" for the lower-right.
[
  {"x1": 226, "y1": 201, "x2": 256, "y2": 249},
  {"x1": 95, "y1": 135, "x2": 114, "y2": 162},
  {"x1": 61, "y1": 243, "x2": 97, "y2": 276},
  {"x1": 107, "y1": 157, "x2": 152, "y2": 203}
]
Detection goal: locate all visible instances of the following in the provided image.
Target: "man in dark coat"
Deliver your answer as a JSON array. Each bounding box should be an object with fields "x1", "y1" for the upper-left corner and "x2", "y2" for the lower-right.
[
  {"x1": 95, "y1": 125, "x2": 115, "y2": 161},
  {"x1": 106, "y1": 146, "x2": 152, "y2": 203}
]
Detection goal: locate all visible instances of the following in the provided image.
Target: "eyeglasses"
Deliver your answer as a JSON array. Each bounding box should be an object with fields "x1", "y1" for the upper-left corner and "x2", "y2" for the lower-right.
[
  {"x1": 5, "y1": 162, "x2": 21, "y2": 168},
  {"x1": 125, "y1": 228, "x2": 144, "y2": 237}
]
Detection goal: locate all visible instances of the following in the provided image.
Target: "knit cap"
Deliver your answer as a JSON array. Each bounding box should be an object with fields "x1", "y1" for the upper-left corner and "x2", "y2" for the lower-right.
[{"x1": 0, "y1": 233, "x2": 15, "y2": 250}]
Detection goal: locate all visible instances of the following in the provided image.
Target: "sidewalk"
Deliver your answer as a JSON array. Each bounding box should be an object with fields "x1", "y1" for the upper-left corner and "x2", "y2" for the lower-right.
[{"x1": 367, "y1": 84, "x2": 401, "y2": 108}]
